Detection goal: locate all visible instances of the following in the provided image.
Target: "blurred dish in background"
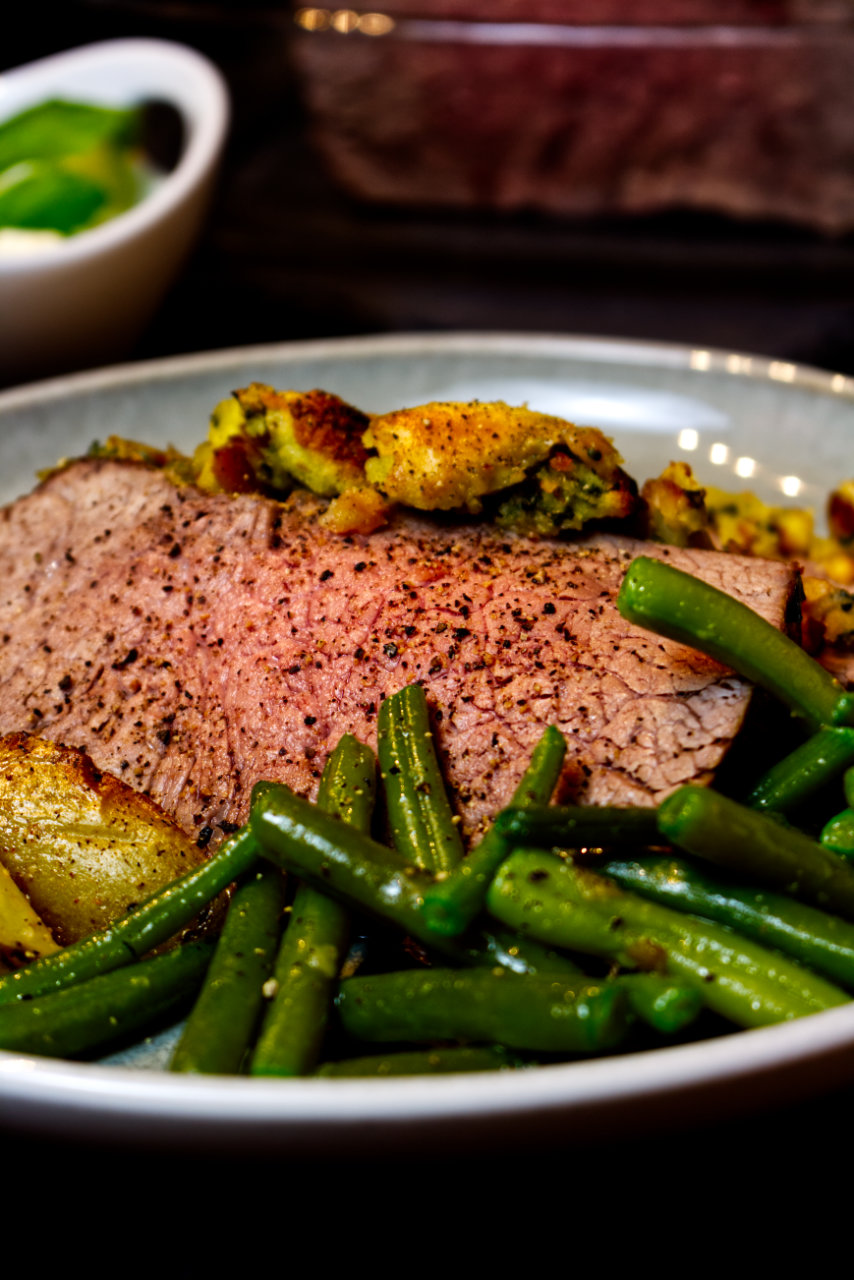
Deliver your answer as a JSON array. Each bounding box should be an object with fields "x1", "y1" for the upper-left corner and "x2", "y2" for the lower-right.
[
  {"x1": 0, "y1": 38, "x2": 229, "y2": 387},
  {"x1": 291, "y1": 0, "x2": 854, "y2": 235},
  {"x1": 0, "y1": 97, "x2": 161, "y2": 256}
]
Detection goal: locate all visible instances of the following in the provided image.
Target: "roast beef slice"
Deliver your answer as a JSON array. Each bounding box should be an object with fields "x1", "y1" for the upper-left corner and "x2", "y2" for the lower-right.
[{"x1": 0, "y1": 459, "x2": 799, "y2": 842}]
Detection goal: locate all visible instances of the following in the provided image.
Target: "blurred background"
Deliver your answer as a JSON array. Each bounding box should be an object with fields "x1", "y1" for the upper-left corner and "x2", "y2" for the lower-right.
[{"x1": 4, "y1": 0, "x2": 854, "y2": 380}]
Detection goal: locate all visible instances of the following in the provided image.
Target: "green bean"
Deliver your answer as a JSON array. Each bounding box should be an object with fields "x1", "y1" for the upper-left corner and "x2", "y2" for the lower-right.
[
  {"x1": 249, "y1": 737, "x2": 375, "y2": 1077},
  {"x1": 475, "y1": 927, "x2": 586, "y2": 979},
  {"x1": 0, "y1": 825, "x2": 258, "y2": 1007},
  {"x1": 486, "y1": 849, "x2": 848, "y2": 1026},
  {"x1": 249, "y1": 881, "x2": 352, "y2": 1078},
  {"x1": 169, "y1": 864, "x2": 287, "y2": 1074},
  {"x1": 820, "y1": 809, "x2": 854, "y2": 859},
  {"x1": 480, "y1": 926, "x2": 700, "y2": 1032},
  {"x1": 604, "y1": 853, "x2": 854, "y2": 992},
  {"x1": 492, "y1": 803, "x2": 661, "y2": 851},
  {"x1": 617, "y1": 555, "x2": 854, "y2": 729},
  {"x1": 315, "y1": 732, "x2": 377, "y2": 833},
  {"x1": 335, "y1": 967, "x2": 633, "y2": 1054},
  {"x1": 658, "y1": 784, "x2": 854, "y2": 920},
  {"x1": 610, "y1": 973, "x2": 704, "y2": 1035},
  {"x1": 377, "y1": 684, "x2": 465, "y2": 874},
  {"x1": 421, "y1": 725, "x2": 567, "y2": 937},
  {"x1": 0, "y1": 939, "x2": 214, "y2": 1058},
  {"x1": 844, "y1": 766, "x2": 854, "y2": 810},
  {"x1": 249, "y1": 780, "x2": 447, "y2": 952},
  {"x1": 746, "y1": 726, "x2": 854, "y2": 813},
  {"x1": 316, "y1": 1046, "x2": 522, "y2": 1077},
  {"x1": 249, "y1": 781, "x2": 607, "y2": 976}
]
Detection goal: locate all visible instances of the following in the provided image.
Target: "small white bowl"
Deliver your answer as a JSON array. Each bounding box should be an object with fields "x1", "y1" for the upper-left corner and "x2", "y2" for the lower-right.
[{"x1": 0, "y1": 38, "x2": 229, "y2": 386}]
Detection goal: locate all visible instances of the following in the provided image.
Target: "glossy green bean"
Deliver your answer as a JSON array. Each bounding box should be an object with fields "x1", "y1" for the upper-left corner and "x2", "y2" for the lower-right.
[
  {"x1": 486, "y1": 849, "x2": 848, "y2": 1026},
  {"x1": 746, "y1": 726, "x2": 854, "y2": 813},
  {"x1": 335, "y1": 967, "x2": 633, "y2": 1053},
  {"x1": 617, "y1": 555, "x2": 854, "y2": 729},
  {"x1": 820, "y1": 809, "x2": 854, "y2": 859},
  {"x1": 250, "y1": 737, "x2": 376, "y2": 1077},
  {"x1": 249, "y1": 781, "x2": 605, "y2": 977},
  {"x1": 492, "y1": 803, "x2": 661, "y2": 850},
  {"x1": 0, "y1": 939, "x2": 214, "y2": 1058},
  {"x1": 316, "y1": 732, "x2": 377, "y2": 833},
  {"x1": 479, "y1": 927, "x2": 700, "y2": 1032},
  {"x1": 316, "y1": 1046, "x2": 522, "y2": 1077},
  {"x1": 421, "y1": 725, "x2": 567, "y2": 937},
  {"x1": 249, "y1": 780, "x2": 446, "y2": 953},
  {"x1": 0, "y1": 825, "x2": 258, "y2": 1007},
  {"x1": 249, "y1": 881, "x2": 352, "y2": 1078},
  {"x1": 604, "y1": 853, "x2": 854, "y2": 992},
  {"x1": 610, "y1": 973, "x2": 704, "y2": 1035},
  {"x1": 658, "y1": 784, "x2": 854, "y2": 920},
  {"x1": 377, "y1": 684, "x2": 465, "y2": 874},
  {"x1": 475, "y1": 927, "x2": 586, "y2": 979},
  {"x1": 169, "y1": 864, "x2": 287, "y2": 1074}
]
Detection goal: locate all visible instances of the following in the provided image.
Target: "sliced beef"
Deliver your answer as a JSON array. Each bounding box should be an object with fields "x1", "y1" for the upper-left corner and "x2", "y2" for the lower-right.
[{"x1": 0, "y1": 458, "x2": 799, "y2": 842}]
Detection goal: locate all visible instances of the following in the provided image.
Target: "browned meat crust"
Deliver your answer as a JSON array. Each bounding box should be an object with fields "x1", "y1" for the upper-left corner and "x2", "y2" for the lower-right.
[{"x1": 0, "y1": 459, "x2": 799, "y2": 843}]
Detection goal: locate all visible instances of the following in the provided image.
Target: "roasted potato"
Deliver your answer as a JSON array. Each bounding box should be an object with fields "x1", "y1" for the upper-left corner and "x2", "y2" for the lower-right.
[
  {"x1": 0, "y1": 733, "x2": 209, "y2": 945},
  {"x1": 0, "y1": 861, "x2": 58, "y2": 971}
]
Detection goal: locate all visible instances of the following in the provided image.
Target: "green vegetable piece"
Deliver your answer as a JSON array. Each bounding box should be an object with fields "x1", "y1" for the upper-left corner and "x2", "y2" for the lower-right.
[
  {"x1": 658, "y1": 785, "x2": 854, "y2": 921},
  {"x1": 250, "y1": 780, "x2": 649, "y2": 979},
  {"x1": 605, "y1": 853, "x2": 854, "y2": 992},
  {"x1": 316, "y1": 1046, "x2": 522, "y2": 1077},
  {"x1": 611, "y1": 973, "x2": 704, "y2": 1035},
  {"x1": 336, "y1": 967, "x2": 633, "y2": 1054},
  {"x1": 315, "y1": 732, "x2": 377, "y2": 834},
  {"x1": 821, "y1": 809, "x2": 854, "y2": 860},
  {"x1": 0, "y1": 100, "x2": 145, "y2": 236},
  {"x1": 617, "y1": 555, "x2": 854, "y2": 729},
  {"x1": 250, "y1": 880, "x2": 351, "y2": 1078},
  {"x1": 0, "y1": 939, "x2": 214, "y2": 1059},
  {"x1": 421, "y1": 725, "x2": 566, "y2": 937},
  {"x1": 0, "y1": 825, "x2": 258, "y2": 1007},
  {"x1": 493, "y1": 803, "x2": 661, "y2": 850},
  {"x1": 486, "y1": 849, "x2": 848, "y2": 1026},
  {"x1": 481, "y1": 929, "x2": 700, "y2": 1033},
  {"x1": 0, "y1": 164, "x2": 106, "y2": 232},
  {"x1": 474, "y1": 927, "x2": 586, "y2": 979},
  {"x1": 169, "y1": 864, "x2": 287, "y2": 1075},
  {"x1": 844, "y1": 766, "x2": 854, "y2": 810},
  {"x1": 249, "y1": 736, "x2": 376, "y2": 1077},
  {"x1": 747, "y1": 726, "x2": 854, "y2": 813},
  {"x1": 0, "y1": 100, "x2": 140, "y2": 170},
  {"x1": 249, "y1": 781, "x2": 450, "y2": 955},
  {"x1": 377, "y1": 684, "x2": 465, "y2": 875}
]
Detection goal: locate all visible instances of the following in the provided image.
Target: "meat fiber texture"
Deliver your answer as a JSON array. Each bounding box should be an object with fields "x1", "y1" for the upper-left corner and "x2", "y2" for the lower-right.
[{"x1": 0, "y1": 459, "x2": 798, "y2": 845}]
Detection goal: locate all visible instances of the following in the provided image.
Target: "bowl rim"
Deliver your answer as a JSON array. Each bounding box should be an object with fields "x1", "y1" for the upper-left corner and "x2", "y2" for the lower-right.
[{"x1": 0, "y1": 37, "x2": 230, "y2": 275}]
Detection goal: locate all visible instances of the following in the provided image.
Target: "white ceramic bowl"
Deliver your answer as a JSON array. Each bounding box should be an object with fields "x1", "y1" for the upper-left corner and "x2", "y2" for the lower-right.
[
  {"x1": 0, "y1": 38, "x2": 229, "y2": 386},
  {"x1": 1, "y1": 332, "x2": 854, "y2": 1152}
]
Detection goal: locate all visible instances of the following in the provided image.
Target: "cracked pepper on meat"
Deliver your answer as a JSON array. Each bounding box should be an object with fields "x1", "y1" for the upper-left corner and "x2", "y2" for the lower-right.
[{"x1": 1, "y1": 386, "x2": 852, "y2": 955}]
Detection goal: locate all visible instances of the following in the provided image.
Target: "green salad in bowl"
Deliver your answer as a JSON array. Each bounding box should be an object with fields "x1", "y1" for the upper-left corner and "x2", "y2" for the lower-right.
[{"x1": 0, "y1": 97, "x2": 158, "y2": 254}]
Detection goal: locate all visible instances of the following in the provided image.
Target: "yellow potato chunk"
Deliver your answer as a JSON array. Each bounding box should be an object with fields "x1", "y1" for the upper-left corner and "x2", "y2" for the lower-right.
[
  {"x1": 0, "y1": 734, "x2": 208, "y2": 945},
  {"x1": 0, "y1": 862, "x2": 58, "y2": 972}
]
